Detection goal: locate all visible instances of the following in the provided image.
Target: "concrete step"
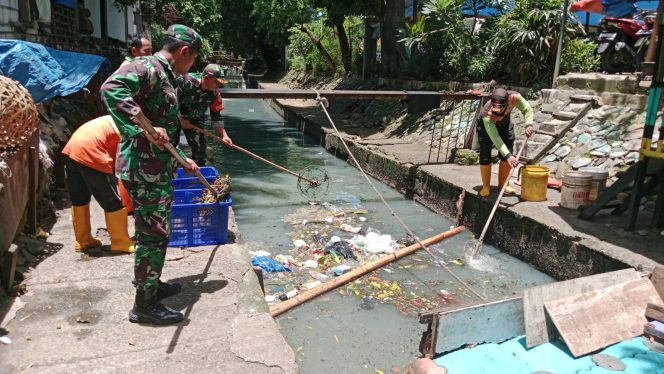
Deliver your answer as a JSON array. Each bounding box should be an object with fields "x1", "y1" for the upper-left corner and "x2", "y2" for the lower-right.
[
  {"x1": 552, "y1": 111, "x2": 578, "y2": 121},
  {"x1": 539, "y1": 120, "x2": 570, "y2": 134},
  {"x1": 555, "y1": 72, "x2": 644, "y2": 95},
  {"x1": 570, "y1": 94, "x2": 597, "y2": 103},
  {"x1": 541, "y1": 89, "x2": 648, "y2": 110},
  {"x1": 540, "y1": 103, "x2": 559, "y2": 114}
]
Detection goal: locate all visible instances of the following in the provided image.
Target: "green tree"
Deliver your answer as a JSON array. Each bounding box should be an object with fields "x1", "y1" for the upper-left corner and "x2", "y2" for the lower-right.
[
  {"x1": 146, "y1": 0, "x2": 224, "y2": 49},
  {"x1": 490, "y1": 0, "x2": 580, "y2": 84},
  {"x1": 381, "y1": 0, "x2": 405, "y2": 77}
]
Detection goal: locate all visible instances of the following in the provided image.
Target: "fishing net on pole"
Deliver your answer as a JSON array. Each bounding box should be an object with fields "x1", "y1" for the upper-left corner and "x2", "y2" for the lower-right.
[{"x1": 297, "y1": 165, "x2": 330, "y2": 200}]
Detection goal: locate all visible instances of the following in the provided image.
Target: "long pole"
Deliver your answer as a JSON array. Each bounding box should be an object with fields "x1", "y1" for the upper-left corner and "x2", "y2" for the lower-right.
[
  {"x1": 471, "y1": 137, "x2": 530, "y2": 258},
  {"x1": 269, "y1": 226, "x2": 465, "y2": 317},
  {"x1": 553, "y1": 0, "x2": 570, "y2": 87},
  {"x1": 186, "y1": 124, "x2": 319, "y2": 186},
  {"x1": 136, "y1": 114, "x2": 218, "y2": 198}
]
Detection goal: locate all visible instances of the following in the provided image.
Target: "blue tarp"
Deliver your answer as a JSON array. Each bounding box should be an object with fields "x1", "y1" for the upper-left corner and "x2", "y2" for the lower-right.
[
  {"x1": 53, "y1": 0, "x2": 77, "y2": 9},
  {"x1": 436, "y1": 336, "x2": 664, "y2": 373},
  {"x1": 0, "y1": 39, "x2": 111, "y2": 103}
]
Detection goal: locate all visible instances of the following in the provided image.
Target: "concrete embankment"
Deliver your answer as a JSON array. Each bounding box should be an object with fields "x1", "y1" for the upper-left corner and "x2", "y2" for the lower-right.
[
  {"x1": 0, "y1": 202, "x2": 297, "y2": 373},
  {"x1": 263, "y1": 82, "x2": 662, "y2": 281}
]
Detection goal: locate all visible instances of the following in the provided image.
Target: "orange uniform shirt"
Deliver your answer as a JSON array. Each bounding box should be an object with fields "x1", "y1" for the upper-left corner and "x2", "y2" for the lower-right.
[{"x1": 62, "y1": 115, "x2": 120, "y2": 174}]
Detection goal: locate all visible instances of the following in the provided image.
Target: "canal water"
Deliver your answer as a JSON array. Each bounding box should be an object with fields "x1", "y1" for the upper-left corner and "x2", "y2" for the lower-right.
[{"x1": 209, "y1": 96, "x2": 554, "y2": 373}]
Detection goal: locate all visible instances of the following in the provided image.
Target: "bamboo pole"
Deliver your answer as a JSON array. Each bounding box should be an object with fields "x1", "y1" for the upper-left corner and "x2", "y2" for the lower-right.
[
  {"x1": 269, "y1": 226, "x2": 465, "y2": 317},
  {"x1": 187, "y1": 123, "x2": 319, "y2": 186},
  {"x1": 135, "y1": 113, "x2": 218, "y2": 198},
  {"x1": 471, "y1": 137, "x2": 529, "y2": 258}
]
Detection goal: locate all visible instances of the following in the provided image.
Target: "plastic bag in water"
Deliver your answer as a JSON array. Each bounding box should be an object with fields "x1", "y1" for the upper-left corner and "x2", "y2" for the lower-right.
[{"x1": 251, "y1": 256, "x2": 292, "y2": 273}]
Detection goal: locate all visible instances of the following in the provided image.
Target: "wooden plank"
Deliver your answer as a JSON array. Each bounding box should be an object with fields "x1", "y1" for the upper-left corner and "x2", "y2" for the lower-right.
[
  {"x1": 644, "y1": 320, "x2": 664, "y2": 343},
  {"x1": 645, "y1": 303, "x2": 664, "y2": 322},
  {"x1": 578, "y1": 164, "x2": 638, "y2": 220},
  {"x1": 652, "y1": 267, "x2": 664, "y2": 301},
  {"x1": 434, "y1": 296, "x2": 524, "y2": 354},
  {"x1": 545, "y1": 277, "x2": 663, "y2": 357},
  {"x1": 524, "y1": 268, "x2": 640, "y2": 348}
]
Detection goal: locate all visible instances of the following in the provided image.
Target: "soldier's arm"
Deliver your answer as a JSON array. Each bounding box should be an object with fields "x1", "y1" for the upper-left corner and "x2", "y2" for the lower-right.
[
  {"x1": 100, "y1": 62, "x2": 147, "y2": 139},
  {"x1": 210, "y1": 92, "x2": 232, "y2": 145},
  {"x1": 210, "y1": 91, "x2": 225, "y2": 130}
]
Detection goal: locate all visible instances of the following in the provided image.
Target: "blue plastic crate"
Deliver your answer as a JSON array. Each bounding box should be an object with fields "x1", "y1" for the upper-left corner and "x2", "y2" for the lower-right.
[
  {"x1": 169, "y1": 189, "x2": 232, "y2": 247},
  {"x1": 171, "y1": 166, "x2": 219, "y2": 189}
]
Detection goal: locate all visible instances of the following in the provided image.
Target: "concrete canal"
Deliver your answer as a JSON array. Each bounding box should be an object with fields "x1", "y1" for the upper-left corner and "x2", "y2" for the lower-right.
[{"x1": 211, "y1": 97, "x2": 554, "y2": 372}]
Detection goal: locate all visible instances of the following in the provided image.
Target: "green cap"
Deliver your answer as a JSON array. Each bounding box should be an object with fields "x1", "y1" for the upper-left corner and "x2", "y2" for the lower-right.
[
  {"x1": 165, "y1": 24, "x2": 204, "y2": 58},
  {"x1": 203, "y1": 64, "x2": 227, "y2": 83}
]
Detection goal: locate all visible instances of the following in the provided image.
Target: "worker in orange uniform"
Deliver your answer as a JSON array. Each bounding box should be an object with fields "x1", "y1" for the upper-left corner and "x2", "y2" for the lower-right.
[{"x1": 62, "y1": 115, "x2": 135, "y2": 253}]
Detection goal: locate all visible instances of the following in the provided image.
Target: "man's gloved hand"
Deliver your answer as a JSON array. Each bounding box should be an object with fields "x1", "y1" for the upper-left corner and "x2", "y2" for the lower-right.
[
  {"x1": 507, "y1": 155, "x2": 520, "y2": 168},
  {"x1": 525, "y1": 125, "x2": 534, "y2": 137}
]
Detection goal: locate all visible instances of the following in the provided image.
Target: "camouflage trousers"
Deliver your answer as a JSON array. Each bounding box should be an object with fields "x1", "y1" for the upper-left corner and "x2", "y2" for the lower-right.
[
  {"x1": 123, "y1": 180, "x2": 173, "y2": 297},
  {"x1": 183, "y1": 128, "x2": 208, "y2": 166}
]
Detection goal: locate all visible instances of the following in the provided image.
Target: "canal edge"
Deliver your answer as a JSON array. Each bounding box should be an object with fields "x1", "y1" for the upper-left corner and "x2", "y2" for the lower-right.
[{"x1": 261, "y1": 87, "x2": 660, "y2": 280}]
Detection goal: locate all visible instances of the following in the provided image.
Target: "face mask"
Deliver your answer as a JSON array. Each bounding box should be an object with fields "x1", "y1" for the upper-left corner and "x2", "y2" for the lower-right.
[{"x1": 490, "y1": 103, "x2": 507, "y2": 117}]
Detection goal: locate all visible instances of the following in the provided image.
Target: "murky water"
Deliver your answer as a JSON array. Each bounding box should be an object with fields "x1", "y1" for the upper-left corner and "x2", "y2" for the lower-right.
[{"x1": 209, "y1": 96, "x2": 554, "y2": 373}]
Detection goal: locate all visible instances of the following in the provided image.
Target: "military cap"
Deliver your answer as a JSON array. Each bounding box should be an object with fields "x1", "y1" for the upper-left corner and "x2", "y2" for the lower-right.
[
  {"x1": 165, "y1": 24, "x2": 204, "y2": 58},
  {"x1": 203, "y1": 64, "x2": 228, "y2": 84}
]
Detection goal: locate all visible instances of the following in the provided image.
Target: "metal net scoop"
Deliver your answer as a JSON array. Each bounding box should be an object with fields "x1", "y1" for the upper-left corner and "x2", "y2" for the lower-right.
[{"x1": 297, "y1": 166, "x2": 330, "y2": 200}]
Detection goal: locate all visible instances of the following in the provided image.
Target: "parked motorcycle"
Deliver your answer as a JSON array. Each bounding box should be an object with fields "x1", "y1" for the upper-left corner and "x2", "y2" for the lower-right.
[{"x1": 596, "y1": 10, "x2": 656, "y2": 74}]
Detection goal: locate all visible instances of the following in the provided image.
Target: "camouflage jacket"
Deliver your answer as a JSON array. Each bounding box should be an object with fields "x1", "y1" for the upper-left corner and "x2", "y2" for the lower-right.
[
  {"x1": 176, "y1": 73, "x2": 224, "y2": 129},
  {"x1": 101, "y1": 53, "x2": 186, "y2": 183}
]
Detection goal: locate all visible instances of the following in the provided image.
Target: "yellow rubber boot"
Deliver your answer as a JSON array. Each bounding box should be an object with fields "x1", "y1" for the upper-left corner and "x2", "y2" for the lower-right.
[
  {"x1": 499, "y1": 161, "x2": 517, "y2": 195},
  {"x1": 479, "y1": 164, "x2": 492, "y2": 197},
  {"x1": 72, "y1": 204, "x2": 102, "y2": 252},
  {"x1": 104, "y1": 208, "x2": 135, "y2": 253}
]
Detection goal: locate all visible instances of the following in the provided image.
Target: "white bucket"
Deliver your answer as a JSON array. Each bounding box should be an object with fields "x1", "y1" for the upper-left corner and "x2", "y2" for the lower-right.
[
  {"x1": 561, "y1": 172, "x2": 592, "y2": 209},
  {"x1": 578, "y1": 167, "x2": 609, "y2": 201}
]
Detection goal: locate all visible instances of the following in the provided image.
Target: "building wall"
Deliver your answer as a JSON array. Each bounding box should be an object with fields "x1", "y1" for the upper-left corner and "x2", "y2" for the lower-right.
[
  {"x1": 83, "y1": 0, "x2": 138, "y2": 42},
  {"x1": 83, "y1": 0, "x2": 101, "y2": 39},
  {"x1": 0, "y1": 0, "x2": 20, "y2": 36}
]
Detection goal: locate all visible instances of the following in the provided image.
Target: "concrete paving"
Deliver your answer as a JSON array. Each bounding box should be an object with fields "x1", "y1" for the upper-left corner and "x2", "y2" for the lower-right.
[
  {"x1": 262, "y1": 81, "x2": 664, "y2": 274},
  {"x1": 0, "y1": 202, "x2": 297, "y2": 373}
]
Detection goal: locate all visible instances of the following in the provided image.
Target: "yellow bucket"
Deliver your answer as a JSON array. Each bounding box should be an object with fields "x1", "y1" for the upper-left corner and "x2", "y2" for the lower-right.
[{"x1": 521, "y1": 165, "x2": 549, "y2": 202}]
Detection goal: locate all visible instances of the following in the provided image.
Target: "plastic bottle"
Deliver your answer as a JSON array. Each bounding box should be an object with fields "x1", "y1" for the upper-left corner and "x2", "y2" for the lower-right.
[
  {"x1": 278, "y1": 289, "x2": 298, "y2": 301},
  {"x1": 329, "y1": 249, "x2": 341, "y2": 264}
]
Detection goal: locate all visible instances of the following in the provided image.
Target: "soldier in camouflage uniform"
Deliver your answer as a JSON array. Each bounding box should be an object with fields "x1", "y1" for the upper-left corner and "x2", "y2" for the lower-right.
[
  {"x1": 100, "y1": 24, "x2": 203, "y2": 325},
  {"x1": 177, "y1": 63, "x2": 232, "y2": 165}
]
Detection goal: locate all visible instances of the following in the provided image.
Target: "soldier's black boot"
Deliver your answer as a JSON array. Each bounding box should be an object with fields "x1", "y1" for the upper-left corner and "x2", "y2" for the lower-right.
[
  {"x1": 129, "y1": 289, "x2": 183, "y2": 325},
  {"x1": 155, "y1": 281, "x2": 182, "y2": 301}
]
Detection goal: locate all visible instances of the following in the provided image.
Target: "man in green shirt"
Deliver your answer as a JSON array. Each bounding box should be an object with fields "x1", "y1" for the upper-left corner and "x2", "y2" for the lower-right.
[
  {"x1": 476, "y1": 88, "x2": 534, "y2": 197},
  {"x1": 101, "y1": 24, "x2": 203, "y2": 325},
  {"x1": 120, "y1": 33, "x2": 152, "y2": 68},
  {"x1": 177, "y1": 63, "x2": 233, "y2": 165}
]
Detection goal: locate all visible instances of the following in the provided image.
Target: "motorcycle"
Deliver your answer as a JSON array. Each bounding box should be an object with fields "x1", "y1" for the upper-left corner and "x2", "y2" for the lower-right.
[{"x1": 596, "y1": 9, "x2": 656, "y2": 74}]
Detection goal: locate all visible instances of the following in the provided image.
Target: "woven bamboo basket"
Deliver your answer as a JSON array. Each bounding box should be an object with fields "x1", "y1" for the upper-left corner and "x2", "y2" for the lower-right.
[{"x1": 0, "y1": 75, "x2": 39, "y2": 151}]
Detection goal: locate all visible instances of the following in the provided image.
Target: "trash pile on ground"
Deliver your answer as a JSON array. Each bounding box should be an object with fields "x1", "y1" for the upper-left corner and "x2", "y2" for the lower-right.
[
  {"x1": 252, "y1": 201, "x2": 461, "y2": 316},
  {"x1": 198, "y1": 175, "x2": 232, "y2": 203}
]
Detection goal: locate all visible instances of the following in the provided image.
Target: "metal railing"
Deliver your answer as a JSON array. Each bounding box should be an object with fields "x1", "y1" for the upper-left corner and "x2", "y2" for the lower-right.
[
  {"x1": 425, "y1": 97, "x2": 483, "y2": 164},
  {"x1": 217, "y1": 87, "x2": 483, "y2": 164}
]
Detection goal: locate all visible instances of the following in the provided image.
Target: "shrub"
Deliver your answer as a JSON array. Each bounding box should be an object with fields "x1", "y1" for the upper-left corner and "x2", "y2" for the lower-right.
[{"x1": 561, "y1": 38, "x2": 600, "y2": 74}]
